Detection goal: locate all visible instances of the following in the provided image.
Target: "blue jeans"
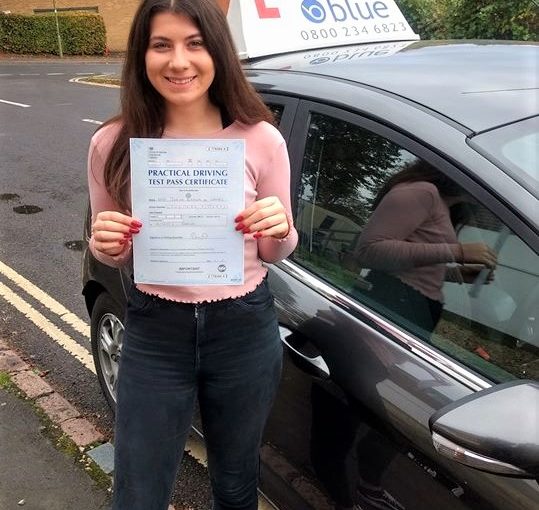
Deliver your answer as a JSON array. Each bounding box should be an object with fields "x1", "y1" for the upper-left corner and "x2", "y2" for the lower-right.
[{"x1": 112, "y1": 278, "x2": 283, "y2": 510}]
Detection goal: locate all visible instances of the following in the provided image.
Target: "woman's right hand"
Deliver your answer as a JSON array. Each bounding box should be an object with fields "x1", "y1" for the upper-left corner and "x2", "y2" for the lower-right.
[
  {"x1": 461, "y1": 242, "x2": 497, "y2": 269},
  {"x1": 91, "y1": 211, "x2": 142, "y2": 257}
]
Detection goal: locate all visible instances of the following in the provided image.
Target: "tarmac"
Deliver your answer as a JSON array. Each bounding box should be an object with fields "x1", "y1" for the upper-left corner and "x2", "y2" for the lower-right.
[
  {"x1": 0, "y1": 338, "x2": 112, "y2": 510},
  {"x1": 0, "y1": 52, "x2": 119, "y2": 510}
]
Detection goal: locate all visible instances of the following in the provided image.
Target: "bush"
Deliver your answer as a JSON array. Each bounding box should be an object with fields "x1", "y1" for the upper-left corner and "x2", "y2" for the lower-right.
[
  {"x1": 396, "y1": 0, "x2": 456, "y2": 39},
  {"x1": 447, "y1": 0, "x2": 538, "y2": 41},
  {"x1": 0, "y1": 12, "x2": 106, "y2": 55},
  {"x1": 397, "y1": 0, "x2": 538, "y2": 41}
]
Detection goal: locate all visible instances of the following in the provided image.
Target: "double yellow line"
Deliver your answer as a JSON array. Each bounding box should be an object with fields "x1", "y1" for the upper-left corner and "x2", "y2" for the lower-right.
[{"x1": 0, "y1": 259, "x2": 95, "y2": 373}]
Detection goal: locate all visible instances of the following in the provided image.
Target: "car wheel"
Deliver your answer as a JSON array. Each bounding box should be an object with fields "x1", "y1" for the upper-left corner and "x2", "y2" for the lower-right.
[{"x1": 91, "y1": 291, "x2": 125, "y2": 410}]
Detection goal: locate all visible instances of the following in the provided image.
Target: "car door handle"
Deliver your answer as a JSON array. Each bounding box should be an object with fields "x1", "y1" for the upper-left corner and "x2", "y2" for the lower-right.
[{"x1": 279, "y1": 325, "x2": 330, "y2": 379}]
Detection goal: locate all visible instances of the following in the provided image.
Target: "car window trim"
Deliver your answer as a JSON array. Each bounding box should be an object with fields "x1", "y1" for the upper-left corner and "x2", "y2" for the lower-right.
[
  {"x1": 258, "y1": 93, "x2": 299, "y2": 142},
  {"x1": 275, "y1": 258, "x2": 492, "y2": 393}
]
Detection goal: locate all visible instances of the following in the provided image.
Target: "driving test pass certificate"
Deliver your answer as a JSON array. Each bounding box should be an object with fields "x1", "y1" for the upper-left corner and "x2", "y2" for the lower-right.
[{"x1": 129, "y1": 138, "x2": 245, "y2": 286}]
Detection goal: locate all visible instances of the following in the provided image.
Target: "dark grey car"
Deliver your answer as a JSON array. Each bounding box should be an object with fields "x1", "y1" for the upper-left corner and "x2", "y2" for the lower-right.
[{"x1": 83, "y1": 41, "x2": 539, "y2": 510}]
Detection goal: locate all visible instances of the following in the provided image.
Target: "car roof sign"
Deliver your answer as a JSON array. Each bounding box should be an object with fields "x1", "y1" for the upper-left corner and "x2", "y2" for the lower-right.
[{"x1": 217, "y1": 0, "x2": 419, "y2": 59}]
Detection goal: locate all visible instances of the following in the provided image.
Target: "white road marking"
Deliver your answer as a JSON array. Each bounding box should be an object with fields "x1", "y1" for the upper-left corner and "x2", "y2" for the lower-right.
[
  {"x1": 47, "y1": 72, "x2": 65, "y2": 76},
  {"x1": 82, "y1": 118, "x2": 103, "y2": 125},
  {"x1": 0, "y1": 260, "x2": 90, "y2": 338},
  {"x1": 75, "y1": 72, "x2": 96, "y2": 75},
  {"x1": 0, "y1": 73, "x2": 13, "y2": 77},
  {"x1": 0, "y1": 98, "x2": 31, "y2": 108},
  {"x1": 19, "y1": 73, "x2": 40, "y2": 76},
  {"x1": 0, "y1": 281, "x2": 95, "y2": 373}
]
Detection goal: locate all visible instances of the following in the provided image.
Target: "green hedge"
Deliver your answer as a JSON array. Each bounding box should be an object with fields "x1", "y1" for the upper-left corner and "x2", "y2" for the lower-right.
[
  {"x1": 0, "y1": 12, "x2": 106, "y2": 55},
  {"x1": 397, "y1": 0, "x2": 538, "y2": 41}
]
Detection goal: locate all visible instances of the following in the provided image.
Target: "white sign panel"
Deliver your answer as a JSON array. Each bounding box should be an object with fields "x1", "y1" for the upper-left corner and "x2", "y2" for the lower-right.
[{"x1": 226, "y1": 0, "x2": 419, "y2": 59}]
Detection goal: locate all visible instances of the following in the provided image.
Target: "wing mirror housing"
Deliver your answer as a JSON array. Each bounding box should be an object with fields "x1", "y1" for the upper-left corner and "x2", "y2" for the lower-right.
[{"x1": 429, "y1": 380, "x2": 538, "y2": 479}]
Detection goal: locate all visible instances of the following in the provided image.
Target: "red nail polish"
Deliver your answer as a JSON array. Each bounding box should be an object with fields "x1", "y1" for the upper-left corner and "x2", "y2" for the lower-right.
[
  {"x1": 131, "y1": 220, "x2": 143, "y2": 228},
  {"x1": 254, "y1": 232, "x2": 262, "y2": 239},
  {"x1": 119, "y1": 239, "x2": 126, "y2": 245},
  {"x1": 235, "y1": 223, "x2": 245, "y2": 231},
  {"x1": 123, "y1": 233, "x2": 132, "y2": 239},
  {"x1": 129, "y1": 227, "x2": 140, "y2": 234},
  {"x1": 235, "y1": 215, "x2": 244, "y2": 222},
  {"x1": 242, "y1": 227, "x2": 250, "y2": 234}
]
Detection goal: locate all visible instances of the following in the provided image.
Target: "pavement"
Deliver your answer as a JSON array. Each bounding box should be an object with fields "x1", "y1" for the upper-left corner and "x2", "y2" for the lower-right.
[{"x1": 0, "y1": 338, "x2": 112, "y2": 510}]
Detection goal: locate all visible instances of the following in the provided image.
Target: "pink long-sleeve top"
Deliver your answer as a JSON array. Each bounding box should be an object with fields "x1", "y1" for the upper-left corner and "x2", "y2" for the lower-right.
[
  {"x1": 354, "y1": 181, "x2": 459, "y2": 302},
  {"x1": 88, "y1": 120, "x2": 298, "y2": 303}
]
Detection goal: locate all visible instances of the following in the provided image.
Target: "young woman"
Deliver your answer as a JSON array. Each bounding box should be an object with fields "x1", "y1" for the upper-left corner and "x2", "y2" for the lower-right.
[
  {"x1": 352, "y1": 160, "x2": 497, "y2": 336},
  {"x1": 87, "y1": 1, "x2": 298, "y2": 509}
]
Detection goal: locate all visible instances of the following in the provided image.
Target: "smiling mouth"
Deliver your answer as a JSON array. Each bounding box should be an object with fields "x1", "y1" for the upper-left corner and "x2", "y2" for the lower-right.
[{"x1": 166, "y1": 76, "x2": 196, "y2": 85}]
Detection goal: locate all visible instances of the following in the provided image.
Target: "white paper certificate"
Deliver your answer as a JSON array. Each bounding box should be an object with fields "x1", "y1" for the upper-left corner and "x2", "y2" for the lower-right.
[{"x1": 129, "y1": 138, "x2": 245, "y2": 286}]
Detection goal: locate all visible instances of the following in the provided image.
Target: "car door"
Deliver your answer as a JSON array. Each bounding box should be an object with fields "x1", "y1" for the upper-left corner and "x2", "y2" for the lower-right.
[{"x1": 260, "y1": 100, "x2": 539, "y2": 510}]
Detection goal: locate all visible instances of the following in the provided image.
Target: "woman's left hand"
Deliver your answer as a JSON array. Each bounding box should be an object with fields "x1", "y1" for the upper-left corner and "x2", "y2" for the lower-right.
[
  {"x1": 235, "y1": 196, "x2": 290, "y2": 240},
  {"x1": 460, "y1": 264, "x2": 495, "y2": 284}
]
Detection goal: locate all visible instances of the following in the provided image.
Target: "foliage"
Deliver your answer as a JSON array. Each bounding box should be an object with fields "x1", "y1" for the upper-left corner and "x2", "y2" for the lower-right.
[
  {"x1": 396, "y1": 0, "x2": 455, "y2": 39},
  {"x1": 447, "y1": 0, "x2": 538, "y2": 41},
  {"x1": 0, "y1": 13, "x2": 106, "y2": 55},
  {"x1": 396, "y1": 0, "x2": 538, "y2": 40}
]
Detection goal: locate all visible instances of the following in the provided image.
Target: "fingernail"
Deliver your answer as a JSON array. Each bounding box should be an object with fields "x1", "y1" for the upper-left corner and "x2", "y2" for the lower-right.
[
  {"x1": 131, "y1": 220, "x2": 143, "y2": 228},
  {"x1": 235, "y1": 223, "x2": 245, "y2": 231},
  {"x1": 119, "y1": 239, "x2": 126, "y2": 245},
  {"x1": 129, "y1": 227, "x2": 140, "y2": 234},
  {"x1": 254, "y1": 232, "x2": 262, "y2": 239},
  {"x1": 235, "y1": 215, "x2": 244, "y2": 222},
  {"x1": 242, "y1": 227, "x2": 250, "y2": 234},
  {"x1": 123, "y1": 233, "x2": 132, "y2": 239}
]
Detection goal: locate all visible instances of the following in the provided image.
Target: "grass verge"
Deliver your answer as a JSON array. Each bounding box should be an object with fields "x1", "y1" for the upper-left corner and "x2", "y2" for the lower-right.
[{"x1": 84, "y1": 75, "x2": 120, "y2": 86}]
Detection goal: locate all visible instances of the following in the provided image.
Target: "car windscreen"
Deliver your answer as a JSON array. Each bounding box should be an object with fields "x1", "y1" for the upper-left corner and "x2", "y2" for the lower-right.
[{"x1": 469, "y1": 116, "x2": 538, "y2": 199}]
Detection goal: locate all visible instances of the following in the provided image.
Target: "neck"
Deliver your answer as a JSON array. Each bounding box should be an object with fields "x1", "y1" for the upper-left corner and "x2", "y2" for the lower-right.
[{"x1": 165, "y1": 101, "x2": 223, "y2": 136}]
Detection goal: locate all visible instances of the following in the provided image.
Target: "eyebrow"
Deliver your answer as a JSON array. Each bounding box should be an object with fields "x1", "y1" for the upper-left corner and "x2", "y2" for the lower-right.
[{"x1": 148, "y1": 33, "x2": 202, "y2": 42}]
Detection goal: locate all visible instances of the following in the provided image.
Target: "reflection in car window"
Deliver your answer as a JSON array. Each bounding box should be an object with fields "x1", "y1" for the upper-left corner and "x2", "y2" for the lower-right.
[
  {"x1": 266, "y1": 103, "x2": 284, "y2": 126},
  {"x1": 292, "y1": 112, "x2": 539, "y2": 383},
  {"x1": 470, "y1": 116, "x2": 538, "y2": 196}
]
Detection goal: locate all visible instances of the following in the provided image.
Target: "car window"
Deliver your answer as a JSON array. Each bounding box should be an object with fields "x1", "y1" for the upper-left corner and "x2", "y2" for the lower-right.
[
  {"x1": 291, "y1": 111, "x2": 539, "y2": 383},
  {"x1": 469, "y1": 116, "x2": 538, "y2": 197},
  {"x1": 266, "y1": 103, "x2": 284, "y2": 126}
]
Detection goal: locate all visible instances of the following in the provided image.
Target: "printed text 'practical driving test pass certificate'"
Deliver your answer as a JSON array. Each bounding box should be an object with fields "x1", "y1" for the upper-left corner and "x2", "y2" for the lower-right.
[{"x1": 130, "y1": 138, "x2": 245, "y2": 285}]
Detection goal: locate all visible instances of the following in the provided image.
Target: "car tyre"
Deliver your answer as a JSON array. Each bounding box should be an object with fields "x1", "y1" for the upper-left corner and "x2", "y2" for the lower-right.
[{"x1": 90, "y1": 291, "x2": 125, "y2": 411}]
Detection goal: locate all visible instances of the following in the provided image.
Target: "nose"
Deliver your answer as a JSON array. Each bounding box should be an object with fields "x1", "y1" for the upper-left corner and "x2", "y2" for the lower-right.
[{"x1": 169, "y1": 45, "x2": 189, "y2": 70}]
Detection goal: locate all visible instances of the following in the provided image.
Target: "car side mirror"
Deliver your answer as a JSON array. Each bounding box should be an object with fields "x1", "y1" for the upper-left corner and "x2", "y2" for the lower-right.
[{"x1": 429, "y1": 380, "x2": 538, "y2": 479}]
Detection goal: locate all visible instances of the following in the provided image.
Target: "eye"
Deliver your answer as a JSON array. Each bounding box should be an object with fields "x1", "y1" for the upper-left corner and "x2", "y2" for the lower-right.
[
  {"x1": 189, "y1": 39, "x2": 205, "y2": 48},
  {"x1": 150, "y1": 41, "x2": 170, "y2": 50}
]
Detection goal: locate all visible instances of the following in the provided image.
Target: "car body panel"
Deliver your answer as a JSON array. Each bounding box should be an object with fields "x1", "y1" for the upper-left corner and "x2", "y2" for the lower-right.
[
  {"x1": 248, "y1": 42, "x2": 539, "y2": 132},
  {"x1": 264, "y1": 263, "x2": 539, "y2": 510},
  {"x1": 83, "y1": 41, "x2": 539, "y2": 510}
]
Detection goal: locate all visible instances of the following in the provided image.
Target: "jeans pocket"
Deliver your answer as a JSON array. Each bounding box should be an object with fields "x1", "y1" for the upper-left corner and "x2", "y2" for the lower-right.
[
  {"x1": 127, "y1": 285, "x2": 158, "y2": 315},
  {"x1": 231, "y1": 279, "x2": 274, "y2": 312}
]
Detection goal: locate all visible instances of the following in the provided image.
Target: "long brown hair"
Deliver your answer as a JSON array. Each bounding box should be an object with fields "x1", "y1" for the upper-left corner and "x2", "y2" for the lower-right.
[
  {"x1": 100, "y1": 0, "x2": 273, "y2": 211},
  {"x1": 373, "y1": 160, "x2": 474, "y2": 229}
]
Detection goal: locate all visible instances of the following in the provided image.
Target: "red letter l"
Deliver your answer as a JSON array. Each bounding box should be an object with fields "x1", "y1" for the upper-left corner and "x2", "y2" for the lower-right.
[{"x1": 255, "y1": 0, "x2": 280, "y2": 18}]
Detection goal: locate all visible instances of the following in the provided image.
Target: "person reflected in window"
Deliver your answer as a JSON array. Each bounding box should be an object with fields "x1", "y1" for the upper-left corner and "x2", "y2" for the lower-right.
[{"x1": 352, "y1": 160, "x2": 497, "y2": 336}]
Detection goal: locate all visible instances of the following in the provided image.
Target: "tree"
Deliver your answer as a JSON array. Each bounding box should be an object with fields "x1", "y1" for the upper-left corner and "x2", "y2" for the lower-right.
[{"x1": 396, "y1": 0, "x2": 538, "y2": 41}]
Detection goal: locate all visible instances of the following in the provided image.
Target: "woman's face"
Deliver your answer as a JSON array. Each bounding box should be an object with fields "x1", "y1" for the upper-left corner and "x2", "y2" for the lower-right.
[{"x1": 145, "y1": 11, "x2": 215, "y2": 113}]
